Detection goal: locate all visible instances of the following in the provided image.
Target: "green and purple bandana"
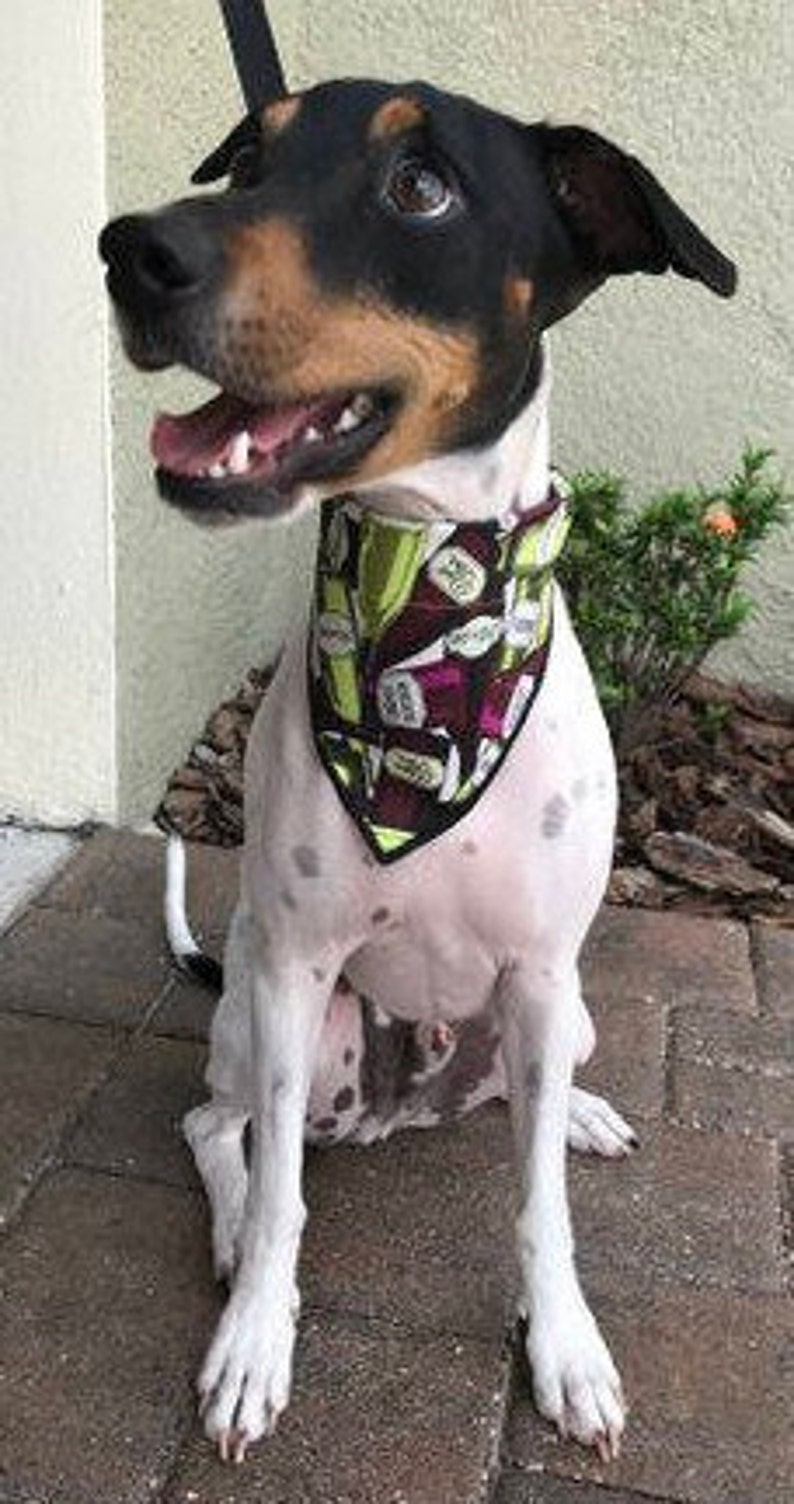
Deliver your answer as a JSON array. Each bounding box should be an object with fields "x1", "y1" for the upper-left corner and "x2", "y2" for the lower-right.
[{"x1": 308, "y1": 486, "x2": 570, "y2": 862}]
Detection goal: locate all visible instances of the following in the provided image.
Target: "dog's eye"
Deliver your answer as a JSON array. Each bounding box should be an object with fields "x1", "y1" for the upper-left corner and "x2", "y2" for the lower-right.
[{"x1": 384, "y1": 156, "x2": 458, "y2": 221}]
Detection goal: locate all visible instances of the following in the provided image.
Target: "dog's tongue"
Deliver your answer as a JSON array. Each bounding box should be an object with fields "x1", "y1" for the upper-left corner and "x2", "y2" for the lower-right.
[{"x1": 150, "y1": 392, "x2": 318, "y2": 477}]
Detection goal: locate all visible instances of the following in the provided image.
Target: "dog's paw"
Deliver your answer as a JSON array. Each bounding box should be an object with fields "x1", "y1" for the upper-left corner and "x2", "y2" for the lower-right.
[
  {"x1": 198, "y1": 1292, "x2": 297, "y2": 1463},
  {"x1": 567, "y1": 1087, "x2": 638, "y2": 1158},
  {"x1": 527, "y1": 1289, "x2": 625, "y2": 1461}
]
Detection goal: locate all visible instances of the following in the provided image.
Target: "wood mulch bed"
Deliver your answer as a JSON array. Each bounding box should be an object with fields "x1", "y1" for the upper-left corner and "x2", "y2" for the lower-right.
[{"x1": 156, "y1": 666, "x2": 793, "y2": 926}]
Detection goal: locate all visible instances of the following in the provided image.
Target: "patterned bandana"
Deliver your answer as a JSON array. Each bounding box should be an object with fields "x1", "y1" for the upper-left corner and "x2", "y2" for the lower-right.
[{"x1": 308, "y1": 485, "x2": 570, "y2": 862}]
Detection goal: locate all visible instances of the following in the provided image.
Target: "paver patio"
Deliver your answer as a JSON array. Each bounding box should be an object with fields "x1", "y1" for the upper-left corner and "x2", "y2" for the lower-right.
[{"x1": 0, "y1": 827, "x2": 791, "y2": 1503}]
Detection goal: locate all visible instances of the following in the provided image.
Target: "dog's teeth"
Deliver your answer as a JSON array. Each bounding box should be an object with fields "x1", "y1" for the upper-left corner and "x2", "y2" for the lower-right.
[
  {"x1": 208, "y1": 462, "x2": 226, "y2": 479},
  {"x1": 228, "y1": 430, "x2": 251, "y2": 475},
  {"x1": 304, "y1": 425, "x2": 323, "y2": 444},
  {"x1": 334, "y1": 406, "x2": 360, "y2": 434}
]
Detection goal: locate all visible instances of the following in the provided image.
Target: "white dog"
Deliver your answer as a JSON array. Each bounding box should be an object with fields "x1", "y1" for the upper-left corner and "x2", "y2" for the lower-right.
[{"x1": 100, "y1": 78, "x2": 736, "y2": 1464}]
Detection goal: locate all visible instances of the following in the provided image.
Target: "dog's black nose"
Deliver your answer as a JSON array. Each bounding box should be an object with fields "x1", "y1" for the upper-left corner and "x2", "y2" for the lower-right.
[{"x1": 99, "y1": 212, "x2": 220, "y2": 305}]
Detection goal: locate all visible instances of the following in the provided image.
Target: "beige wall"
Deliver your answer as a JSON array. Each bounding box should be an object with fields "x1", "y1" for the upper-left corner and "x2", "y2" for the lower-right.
[
  {"x1": 0, "y1": 1, "x2": 115, "y2": 824},
  {"x1": 2, "y1": 1, "x2": 791, "y2": 828}
]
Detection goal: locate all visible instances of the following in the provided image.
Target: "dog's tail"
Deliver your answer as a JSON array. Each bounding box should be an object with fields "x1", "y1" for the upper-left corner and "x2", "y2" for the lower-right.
[{"x1": 164, "y1": 834, "x2": 224, "y2": 991}]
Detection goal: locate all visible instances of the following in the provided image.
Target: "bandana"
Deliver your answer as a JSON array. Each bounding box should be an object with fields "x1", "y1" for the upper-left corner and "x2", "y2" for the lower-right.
[{"x1": 308, "y1": 485, "x2": 570, "y2": 862}]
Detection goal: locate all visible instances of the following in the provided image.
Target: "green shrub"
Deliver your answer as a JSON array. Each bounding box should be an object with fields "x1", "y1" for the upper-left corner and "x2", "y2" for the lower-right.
[{"x1": 558, "y1": 448, "x2": 790, "y2": 750}]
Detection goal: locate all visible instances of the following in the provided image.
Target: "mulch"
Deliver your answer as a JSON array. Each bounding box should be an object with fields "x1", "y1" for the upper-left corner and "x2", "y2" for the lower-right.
[{"x1": 156, "y1": 666, "x2": 794, "y2": 927}]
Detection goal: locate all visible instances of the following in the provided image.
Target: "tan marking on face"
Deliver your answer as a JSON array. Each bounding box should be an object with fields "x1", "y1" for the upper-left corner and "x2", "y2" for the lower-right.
[
  {"x1": 223, "y1": 218, "x2": 480, "y2": 478},
  {"x1": 503, "y1": 275, "x2": 534, "y2": 320},
  {"x1": 369, "y1": 96, "x2": 426, "y2": 141},
  {"x1": 263, "y1": 96, "x2": 302, "y2": 136}
]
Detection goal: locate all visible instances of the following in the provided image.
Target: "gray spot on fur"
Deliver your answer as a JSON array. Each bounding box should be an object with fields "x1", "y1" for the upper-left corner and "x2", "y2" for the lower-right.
[
  {"x1": 343, "y1": 1047, "x2": 355, "y2": 1066},
  {"x1": 462, "y1": 839, "x2": 478, "y2": 855},
  {"x1": 541, "y1": 793, "x2": 570, "y2": 839},
  {"x1": 371, "y1": 907, "x2": 390, "y2": 925},
  {"x1": 334, "y1": 1086, "x2": 355, "y2": 1113},
  {"x1": 525, "y1": 1061, "x2": 541, "y2": 1097},
  {"x1": 279, "y1": 889, "x2": 298, "y2": 911},
  {"x1": 293, "y1": 844, "x2": 320, "y2": 878},
  {"x1": 312, "y1": 966, "x2": 326, "y2": 983},
  {"x1": 572, "y1": 777, "x2": 589, "y2": 803}
]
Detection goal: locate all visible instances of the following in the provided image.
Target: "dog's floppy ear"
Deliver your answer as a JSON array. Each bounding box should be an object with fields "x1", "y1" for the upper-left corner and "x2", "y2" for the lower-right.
[
  {"x1": 192, "y1": 115, "x2": 259, "y2": 185},
  {"x1": 537, "y1": 125, "x2": 737, "y2": 297}
]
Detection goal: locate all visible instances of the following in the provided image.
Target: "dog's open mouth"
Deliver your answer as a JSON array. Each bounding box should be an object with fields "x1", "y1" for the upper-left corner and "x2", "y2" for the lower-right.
[{"x1": 151, "y1": 385, "x2": 397, "y2": 519}]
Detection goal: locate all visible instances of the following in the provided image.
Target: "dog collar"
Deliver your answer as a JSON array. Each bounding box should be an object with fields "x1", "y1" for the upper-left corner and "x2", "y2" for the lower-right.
[{"x1": 308, "y1": 485, "x2": 570, "y2": 862}]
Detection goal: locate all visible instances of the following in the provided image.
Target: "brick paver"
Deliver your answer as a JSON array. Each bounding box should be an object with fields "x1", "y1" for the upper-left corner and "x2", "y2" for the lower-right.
[
  {"x1": 671, "y1": 1000, "x2": 794, "y2": 1140},
  {"x1": 752, "y1": 922, "x2": 794, "y2": 1019},
  {"x1": 166, "y1": 1316, "x2": 508, "y2": 1504},
  {"x1": 504, "y1": 1288, "x2": 794, "y2": 1504},
  {"x1": 150, "y1": 971, "x2": 219, "y2": 1042},
  {"x1": 0, "y1": 904, "x2": 169, "y2": 1027},
  {"x1": 0, "y1": 829, "x2": 791, "y2": 1504},
  {"x1": 0, "y1": 1168, "x2": 218, "y2": 1504},
  {"x1": 570, "y1": 1120, "x2": 785, "y2": 1296},
  {"x1": 63, "y1": 1033, "x2": 207, "y2": 1188},
  {"x1": 300, "y1": 1107, "x2": 516, "y2": 1342},
  {"x1": 577, "y1": 992, "x2": 666, "y2": 1121},
  {"x1": 581, "y1": 906, "x2": 759, "y2": 1015},
  {"x1": 0, "y1": 1013, "x2": 117, "y2": 1224}
]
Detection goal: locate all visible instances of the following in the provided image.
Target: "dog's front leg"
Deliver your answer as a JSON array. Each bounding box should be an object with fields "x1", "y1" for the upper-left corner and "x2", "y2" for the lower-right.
[
  {"x1": 500, "y1": 962, "x2": 625, "y2": 1461},
  {"x1": 199, "y1": 923, "x2": 328, "y2": 1463}
]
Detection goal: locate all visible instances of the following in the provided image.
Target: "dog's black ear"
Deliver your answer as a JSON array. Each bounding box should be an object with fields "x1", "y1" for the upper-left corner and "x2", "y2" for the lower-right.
[
  {"x1": 192, "y1": 115, "x2": 259, "y2": 185},
  {"x1": 537, "y1": 125, "x2": 737, "y2": 297}
]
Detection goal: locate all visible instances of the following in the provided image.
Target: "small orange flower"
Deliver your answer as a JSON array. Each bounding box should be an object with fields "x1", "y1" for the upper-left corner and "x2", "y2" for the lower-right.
[{"x1": 704, "y1": 503, "x2": 739, "y2": 537}]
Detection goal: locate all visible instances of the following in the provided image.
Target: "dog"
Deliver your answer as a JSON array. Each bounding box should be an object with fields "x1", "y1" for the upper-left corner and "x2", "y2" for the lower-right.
[{"x1": 100, "y1": 77, "x2": 736, "y2": 1465}]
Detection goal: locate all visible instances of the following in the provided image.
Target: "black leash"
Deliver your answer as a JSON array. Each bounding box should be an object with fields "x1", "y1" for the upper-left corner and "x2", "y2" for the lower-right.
[{"x1": 218, "y1": 0, "x2": 287, "y2": 111}]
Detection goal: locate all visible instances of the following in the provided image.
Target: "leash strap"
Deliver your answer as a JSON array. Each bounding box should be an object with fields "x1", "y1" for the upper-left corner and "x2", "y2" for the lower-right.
[{"x1": 218, "y1": 0, "x2": 287, "y2": 110}]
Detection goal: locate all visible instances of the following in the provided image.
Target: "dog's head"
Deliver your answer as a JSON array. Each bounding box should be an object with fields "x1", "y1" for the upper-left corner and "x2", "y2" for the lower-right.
[{"x1": 100, "y1": 79, "x2": 736, "y2": 523}]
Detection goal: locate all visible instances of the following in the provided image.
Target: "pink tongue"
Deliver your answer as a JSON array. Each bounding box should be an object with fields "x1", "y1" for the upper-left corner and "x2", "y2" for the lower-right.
[{"x1": 150, "y1": 392, "x2": 323, "y2": 477}]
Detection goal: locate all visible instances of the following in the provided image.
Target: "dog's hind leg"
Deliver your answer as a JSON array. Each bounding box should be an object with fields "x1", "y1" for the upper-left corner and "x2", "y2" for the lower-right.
[
  {"x1": 184, "y1": 1100, "x2": 249, "y2": 1282},
  {"x1": 184, "y1": 904, "x2": 252, "y2": 1281},
  {"x1": 500, "y1": 957, "x2": 626, "y2": 1461},
  {"x1": 567, "y1": 986, "x2": 637, "y2": 1158}
]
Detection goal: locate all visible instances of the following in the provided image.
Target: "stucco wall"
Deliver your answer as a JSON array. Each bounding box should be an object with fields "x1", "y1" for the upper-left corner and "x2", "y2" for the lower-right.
[{"x1": 0, "y1": 1, "x2": 115, "y2": 824}]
